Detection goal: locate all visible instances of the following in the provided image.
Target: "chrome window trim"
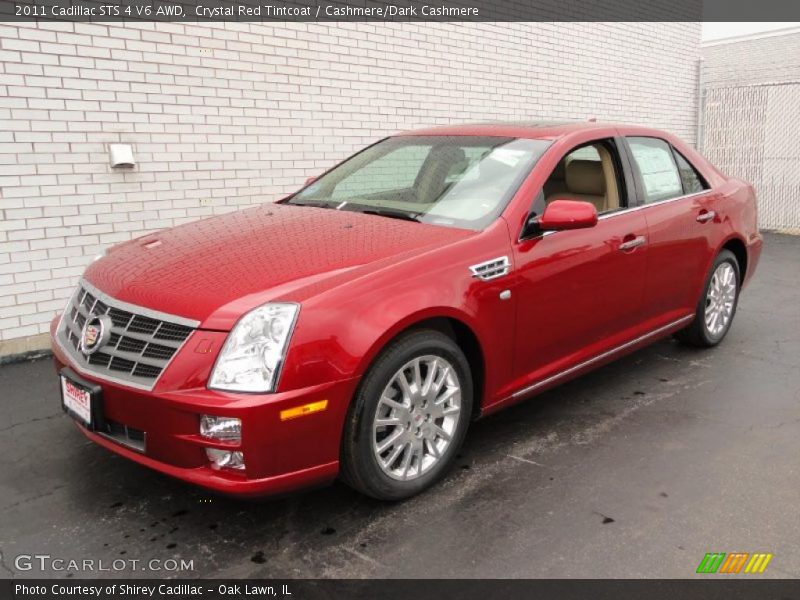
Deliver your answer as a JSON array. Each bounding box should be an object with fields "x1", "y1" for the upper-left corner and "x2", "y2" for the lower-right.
[
  {"x1": 508, "y1": 314, "x2": 694, "y2": 400},
  {"x1": 519, "y1": 189, "x2": 712, "y2": 242},
  {"x1": 597, "y1": 190, "x2": 710, "y2": 221}
]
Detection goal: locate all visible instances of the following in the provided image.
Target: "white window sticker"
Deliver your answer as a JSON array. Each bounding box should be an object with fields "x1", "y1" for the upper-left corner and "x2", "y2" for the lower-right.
[
  {"x1": 629, "y1": 139, "x2": 683, "y2": 202},
  {"x1": 490, "y1": 148, "x2": 528, "y2": 167}
]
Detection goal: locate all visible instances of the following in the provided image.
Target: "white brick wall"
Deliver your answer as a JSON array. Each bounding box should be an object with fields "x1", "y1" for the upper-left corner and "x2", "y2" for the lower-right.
[
  {"x1": 700, "y1": 30, "x2": 800, "y2": 230},
  {"x1": 0, "y1": 21, "x2": 701, "y2": 348},
  {"x1": 702, "y1": 28, "x2": 800, "y2": 87}
]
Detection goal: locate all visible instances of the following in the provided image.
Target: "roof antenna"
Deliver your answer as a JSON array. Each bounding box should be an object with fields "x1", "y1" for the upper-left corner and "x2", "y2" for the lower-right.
[{"x1": 587, "y1": 117, "x2": 598, "y2": 122}]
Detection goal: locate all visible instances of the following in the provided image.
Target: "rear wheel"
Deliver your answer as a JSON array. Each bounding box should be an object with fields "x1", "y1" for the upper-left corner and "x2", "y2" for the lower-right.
[
  {"x1": 340, "y1": 330, "x2": 473, "y2": 500},
  {"x1": 675, "y1": 249, "x2": 740, "y2": 347}
]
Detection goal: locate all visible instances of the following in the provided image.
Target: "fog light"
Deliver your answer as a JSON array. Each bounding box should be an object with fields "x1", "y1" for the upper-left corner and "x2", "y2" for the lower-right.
[
  {"x1": 206, "y1": 448, "x2": 245, "y2": 471},
  {"x1": 200, "y1": 415, "x2": 241, "y2": 442}
]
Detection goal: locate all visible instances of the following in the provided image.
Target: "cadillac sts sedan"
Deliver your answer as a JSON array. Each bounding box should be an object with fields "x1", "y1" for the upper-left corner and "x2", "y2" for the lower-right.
[{"x1": 51, "y1": 122, "x2": 762, "y2": 500}]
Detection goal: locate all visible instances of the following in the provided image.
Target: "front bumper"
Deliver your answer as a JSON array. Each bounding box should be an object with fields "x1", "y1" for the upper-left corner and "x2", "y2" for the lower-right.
[{"x1": 51, "y1": 319, "x2": 358, "y2": 498}]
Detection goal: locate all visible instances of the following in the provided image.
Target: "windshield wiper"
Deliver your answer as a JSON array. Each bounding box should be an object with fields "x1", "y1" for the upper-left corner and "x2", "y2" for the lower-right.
[
  {"x1": 357, "y1": 208, "x2": 422, "y2": 223},
  {"x1": 288, "y1": 199, "x2": 337, "y2": 209},
  {"x1": 292, "y1": 199, "x2": 423, "y2": 223}
]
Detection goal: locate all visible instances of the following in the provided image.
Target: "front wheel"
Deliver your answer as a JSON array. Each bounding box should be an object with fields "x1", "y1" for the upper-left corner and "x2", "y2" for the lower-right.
[
  {"x1": 675, "y1": 249, "x2": 740, "y2": 347},
  {"x1": 340, "y1": 329, "x2": 473, "y2": 500}
]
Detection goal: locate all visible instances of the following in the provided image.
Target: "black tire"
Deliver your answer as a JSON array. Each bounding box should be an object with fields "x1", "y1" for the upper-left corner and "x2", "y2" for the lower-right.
[
  {"x1": 340, "y1": 329, "x2": 473, "y2": 500},
  {"x1": 674, "y1": 249, "x2": 740, "y2": 347}
]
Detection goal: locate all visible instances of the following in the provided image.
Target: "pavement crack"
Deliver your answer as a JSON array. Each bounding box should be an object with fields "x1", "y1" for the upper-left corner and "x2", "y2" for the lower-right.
[
  {"x1": 0, "y1": 413, "x2": 62, "y2": 433},
  {"x1": 0, "y1": 548, "x2": 16, "y2": 578},
  {"x1": 758, "y1": 417, "x2": 800, "y2": 430},
  {"x1": 341, "y1": 546, "x2": 384, "y2": 568},
  {"x1": 1, "y1": 484, "x2": 65, "y2": 512},
  {"x1": 506, "y1": 454, "x2": 551, "y2": 468}
]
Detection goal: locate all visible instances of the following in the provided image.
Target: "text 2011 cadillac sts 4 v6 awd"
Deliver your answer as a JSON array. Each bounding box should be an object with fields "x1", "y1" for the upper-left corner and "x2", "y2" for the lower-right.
[{"x1": 51, "y1": 122, "x2": 762, "y2": 500}]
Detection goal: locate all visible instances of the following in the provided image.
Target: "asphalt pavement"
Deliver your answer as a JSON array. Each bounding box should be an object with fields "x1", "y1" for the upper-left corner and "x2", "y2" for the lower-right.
[{"x1": 1, "y1": 232, "x2": 798, "y2": 579}]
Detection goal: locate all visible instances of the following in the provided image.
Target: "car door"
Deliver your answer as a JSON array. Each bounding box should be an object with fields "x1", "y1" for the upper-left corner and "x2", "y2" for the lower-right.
[
  {"x1": 623, "y1": 136, "x2": 718, "y2": 324},
  {"x1": 510, "y1": 137, "x2": 649, "y2": 388}
]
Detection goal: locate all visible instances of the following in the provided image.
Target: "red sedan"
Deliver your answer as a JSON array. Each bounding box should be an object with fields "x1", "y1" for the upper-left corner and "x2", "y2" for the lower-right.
[{"x1": 51, "y1": 122, "x2": 762, "y2": 500}]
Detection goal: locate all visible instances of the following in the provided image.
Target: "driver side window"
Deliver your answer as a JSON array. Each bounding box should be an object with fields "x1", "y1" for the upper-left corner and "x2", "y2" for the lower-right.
[{"x1": 539, "y1": 140, "x2": 624, "y2": 215}]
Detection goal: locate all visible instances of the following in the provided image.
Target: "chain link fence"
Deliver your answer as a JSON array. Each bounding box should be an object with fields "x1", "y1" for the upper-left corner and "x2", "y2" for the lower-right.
[{"x1": 699, "y1": 77, "x2": 800, "y2": 231}]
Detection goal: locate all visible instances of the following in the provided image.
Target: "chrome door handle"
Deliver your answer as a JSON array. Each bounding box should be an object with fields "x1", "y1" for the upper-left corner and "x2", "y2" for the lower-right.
[
  {"x1": 696, "y1": 211, "x2": 716, "y2": 223},
  {"x1": 619, "y1": 235, "x2": 647, "y2": 251}
]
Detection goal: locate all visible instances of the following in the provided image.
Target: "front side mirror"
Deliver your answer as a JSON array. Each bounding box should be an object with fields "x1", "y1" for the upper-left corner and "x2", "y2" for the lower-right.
[
  {"x1": 304, "y1": 176, "x2": 318, "y2": 186},
  {"x1": 526, "y1": 198, "x2": 598, "y2": 236}
]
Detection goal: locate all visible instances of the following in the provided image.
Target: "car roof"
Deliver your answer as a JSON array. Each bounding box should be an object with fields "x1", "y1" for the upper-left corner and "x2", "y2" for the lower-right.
[{"x1": 397, "y1": 120, "x2": 665, "y2": 140}]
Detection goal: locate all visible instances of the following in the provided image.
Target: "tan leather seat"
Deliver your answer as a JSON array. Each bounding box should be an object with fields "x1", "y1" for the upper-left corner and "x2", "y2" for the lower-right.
[{"x1": 564, "y1": 159, "x2": 607, "y2": 212}]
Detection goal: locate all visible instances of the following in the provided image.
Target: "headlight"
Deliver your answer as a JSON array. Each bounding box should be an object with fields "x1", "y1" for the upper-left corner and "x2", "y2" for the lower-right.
[{"x1": 208, "y1": 303, "x2": 299, "y2": 393}]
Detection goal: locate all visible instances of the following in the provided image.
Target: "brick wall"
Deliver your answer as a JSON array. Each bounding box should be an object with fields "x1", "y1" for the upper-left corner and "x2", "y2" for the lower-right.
[
  {"x1": 702, "y1": 28, "x2": 800, "y2": 87},
  {"x1": 700, "y1": 29, "x2": 800, "y2": 230},
  {"x1": 0, "y1": 21, "x2": 701, "y2": 351}
]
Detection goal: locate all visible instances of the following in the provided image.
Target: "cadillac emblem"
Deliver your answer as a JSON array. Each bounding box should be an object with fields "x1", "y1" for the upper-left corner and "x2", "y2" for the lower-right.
[{"x1": 79, "y1": 315, "x2": 113, "y2": 355}]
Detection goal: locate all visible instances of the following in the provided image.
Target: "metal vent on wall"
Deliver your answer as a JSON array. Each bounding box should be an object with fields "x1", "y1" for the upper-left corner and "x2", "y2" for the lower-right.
[
  {"x1": 469, "y1": 256, "x2": 510, "y2": 281},
  {"x1": 56, "y1": 280, "x2": 199, "y2": 390}
]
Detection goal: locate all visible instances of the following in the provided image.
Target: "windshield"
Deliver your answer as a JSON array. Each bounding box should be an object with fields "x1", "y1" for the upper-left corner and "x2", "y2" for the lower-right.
[{"x1": 286, "y1": 136, "x2": 552, "y2": 230}]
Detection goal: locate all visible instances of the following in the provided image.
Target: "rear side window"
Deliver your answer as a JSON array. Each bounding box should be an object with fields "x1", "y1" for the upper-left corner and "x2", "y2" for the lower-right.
[
  {"x1": 672, "y1": 150, "x2": 707, "y2": 195},
  {"x1": 627, "y1": 137, "x2": 683, "y2": 203}
]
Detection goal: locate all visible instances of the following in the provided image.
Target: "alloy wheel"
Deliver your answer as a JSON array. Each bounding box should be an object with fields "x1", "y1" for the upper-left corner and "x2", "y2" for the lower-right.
[
  {"x1": 704, "y1": 262, "x2": 737, "y2": 337},
  {"x1": 372, "y1": 355, "x2": 462, "y2": 481}
]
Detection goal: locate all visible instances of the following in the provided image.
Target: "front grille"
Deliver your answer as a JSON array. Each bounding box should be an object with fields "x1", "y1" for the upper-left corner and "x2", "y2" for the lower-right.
[
  {"x1": 98, "y1": 419, "x2": 146, "y2": 453},
  {"x1": 57, "y1": 280, "x2": 199, "y2": 390}
]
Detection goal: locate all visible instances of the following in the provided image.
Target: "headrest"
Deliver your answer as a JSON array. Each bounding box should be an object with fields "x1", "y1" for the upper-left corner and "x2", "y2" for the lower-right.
[
  {"x1": 444, "y1": 147, "x2": 468, "y2": 176},
  {"x1": 422, "y1": 147, "x2": 467, "y2": 183},
  {"x1": 565, "y1": 159, "x2": 605, "y2": 196}
]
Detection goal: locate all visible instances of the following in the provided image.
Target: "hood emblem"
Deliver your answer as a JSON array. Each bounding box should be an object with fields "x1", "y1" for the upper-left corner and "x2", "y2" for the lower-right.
[{"x1": 80, "y1": 315, "x2": 113, "y2": 355}]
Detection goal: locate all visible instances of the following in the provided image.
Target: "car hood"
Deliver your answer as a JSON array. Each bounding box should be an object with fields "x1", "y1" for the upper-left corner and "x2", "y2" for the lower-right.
[{"x1": 84, "y1": 203, "x2": 473, "y2": 329}]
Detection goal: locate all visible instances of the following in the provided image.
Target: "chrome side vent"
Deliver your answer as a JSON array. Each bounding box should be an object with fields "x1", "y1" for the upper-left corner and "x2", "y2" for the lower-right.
[{"x1": 469, "y1": 256, "x2": 510, "y2": 281}]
